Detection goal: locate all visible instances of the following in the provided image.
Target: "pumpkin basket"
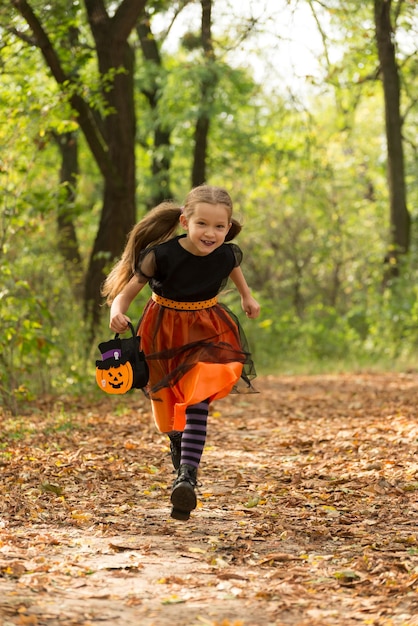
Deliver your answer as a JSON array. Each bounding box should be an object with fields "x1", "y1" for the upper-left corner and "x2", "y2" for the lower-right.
[{"x1": 95, "y1": 322, "x2": 149, "y2": 394}]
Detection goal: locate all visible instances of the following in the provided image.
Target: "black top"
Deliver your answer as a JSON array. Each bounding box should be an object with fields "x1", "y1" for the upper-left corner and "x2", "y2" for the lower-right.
[{"x1": 136, "y1": 235, "x2": 242, "y2": 302}]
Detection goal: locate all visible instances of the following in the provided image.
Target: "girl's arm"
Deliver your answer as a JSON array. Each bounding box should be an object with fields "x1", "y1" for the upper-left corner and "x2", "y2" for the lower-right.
[
  {"x1": 109, "y1": 276, "x2": 147, "y2": 333},
  {"x1": 229, "y1": 266, "x2": 260, "y2": 319}
]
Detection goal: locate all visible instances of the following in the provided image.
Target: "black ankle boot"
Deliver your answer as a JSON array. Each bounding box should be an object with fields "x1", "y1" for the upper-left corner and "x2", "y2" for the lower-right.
[
  {"x1": 168, "y1": 432, "x2": 182, "y2": 470},
  {"x1": 170, "y1": 464, "x2": 197, "y2": 521}
]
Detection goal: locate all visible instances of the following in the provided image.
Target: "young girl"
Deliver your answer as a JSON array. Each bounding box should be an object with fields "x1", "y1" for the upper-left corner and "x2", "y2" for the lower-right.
[{"x1": 102, "y1": 185, "x2": 260, "y2": 521}]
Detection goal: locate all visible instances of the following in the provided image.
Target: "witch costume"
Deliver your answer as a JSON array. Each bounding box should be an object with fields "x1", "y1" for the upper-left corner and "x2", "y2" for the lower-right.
[{"x1": 136, "y1": 235, "x2": 256, "y2": 433}]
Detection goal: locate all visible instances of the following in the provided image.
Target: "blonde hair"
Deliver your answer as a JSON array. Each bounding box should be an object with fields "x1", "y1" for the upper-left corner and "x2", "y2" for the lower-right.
[{"x1": 102, "y1": 185, "x2": 241, "y2": 304}]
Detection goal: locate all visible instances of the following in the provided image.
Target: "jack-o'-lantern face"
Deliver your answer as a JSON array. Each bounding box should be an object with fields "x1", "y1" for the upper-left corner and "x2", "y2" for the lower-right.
[{"x1": 96, "y1": 362, "x2": 133, "y2": 394}]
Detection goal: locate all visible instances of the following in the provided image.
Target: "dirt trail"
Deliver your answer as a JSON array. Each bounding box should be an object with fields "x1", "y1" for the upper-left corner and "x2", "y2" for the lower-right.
[{"x1": 1, "y1": 373, "x2": 418, "y2": 625}]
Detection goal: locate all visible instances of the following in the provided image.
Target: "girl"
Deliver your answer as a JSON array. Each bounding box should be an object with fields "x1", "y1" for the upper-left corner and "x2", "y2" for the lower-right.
[{"x1": 102, "y1": 185, "x2": 260, "y2": 521}]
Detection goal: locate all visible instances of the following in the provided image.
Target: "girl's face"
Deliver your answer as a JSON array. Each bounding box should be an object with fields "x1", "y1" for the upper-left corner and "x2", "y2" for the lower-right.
[{"x1": 179, "y1": 202, "x2": 231, "y2": 256}]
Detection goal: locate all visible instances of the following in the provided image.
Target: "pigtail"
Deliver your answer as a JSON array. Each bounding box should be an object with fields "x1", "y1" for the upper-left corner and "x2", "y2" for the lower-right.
[
  {"x1": 101, "y1": 202, "x2": 182, "y2": 304},
  {"x1": 225, "y1": 217, "x2": 242, "y2": 241}
]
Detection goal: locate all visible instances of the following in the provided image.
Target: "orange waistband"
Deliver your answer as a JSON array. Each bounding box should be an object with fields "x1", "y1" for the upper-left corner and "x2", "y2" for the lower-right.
[{"x1": 152, "y1": 293, "x2": 218, "y2": 310}]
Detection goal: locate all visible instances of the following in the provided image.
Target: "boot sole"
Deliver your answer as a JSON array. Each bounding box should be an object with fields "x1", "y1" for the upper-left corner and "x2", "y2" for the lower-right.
[{"x1": 170, "y1": 481, "x2": 197, "y2": 520}]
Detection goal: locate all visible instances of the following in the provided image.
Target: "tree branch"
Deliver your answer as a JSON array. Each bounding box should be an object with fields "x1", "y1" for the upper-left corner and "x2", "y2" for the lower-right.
[
  {"x1": 10, "y1": 0, "x2": 114, "y2": 180},
  {"x1": 84, "y1": 0, "x2": 147, "y2": 42},
  {"x1": 11, "y1": 0, "x2": 67, "y2": 83},
  {"x1": 113, "y1": 0, "x2": 148, "y2": 41}
]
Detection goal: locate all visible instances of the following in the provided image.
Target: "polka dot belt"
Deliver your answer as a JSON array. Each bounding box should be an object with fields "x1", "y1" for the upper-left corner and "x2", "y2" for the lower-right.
[{"x1": 152, "y1": 293, "x2": 218, "y2": 310}]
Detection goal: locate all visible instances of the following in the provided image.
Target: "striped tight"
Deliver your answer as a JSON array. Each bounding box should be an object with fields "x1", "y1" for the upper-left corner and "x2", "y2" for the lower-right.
[{"x1": 180, "y1": 400, "x2": 209, "y2": 469}]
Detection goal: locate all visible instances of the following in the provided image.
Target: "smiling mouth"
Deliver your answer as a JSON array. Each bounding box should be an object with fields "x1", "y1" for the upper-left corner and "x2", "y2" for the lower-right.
[{"x1": 201, "y1": 240, "x2": 215, "y2": 246}]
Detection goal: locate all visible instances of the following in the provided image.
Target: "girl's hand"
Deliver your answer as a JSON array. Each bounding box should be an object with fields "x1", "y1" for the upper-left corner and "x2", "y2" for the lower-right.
[
  {"x1": 229, "y1": 267, "x2": 260, "y2": 320},
  {"x1": 242, "y1": 296, "x2": 260, "y2": 319},
  {"x1": 109, "y1": 314, "x2": 131, "y2": 333}
]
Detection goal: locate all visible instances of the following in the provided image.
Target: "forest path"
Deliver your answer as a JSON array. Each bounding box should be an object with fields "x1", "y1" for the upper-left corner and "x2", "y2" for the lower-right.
[{"x1": 1, "y1": 373, "x2": 418, "y2": 626}]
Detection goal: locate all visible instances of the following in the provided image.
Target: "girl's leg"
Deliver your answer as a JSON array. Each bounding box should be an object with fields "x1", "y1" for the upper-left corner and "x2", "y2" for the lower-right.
[
  {"x1": 167, "y1": 431, "x2": 182, "y2": 470},
  {"x1": 150, "y1": 387, "x2": 177, "y2": 432},
  {"x1": 150, "y1": 389, "x2": 183, "y2": 469},
  {"x1": 180, "y1": 400, "x2": 209, "y2": 468},
  {"x1": 170, "y1": 400, "x2": 209, "y2": 521}
]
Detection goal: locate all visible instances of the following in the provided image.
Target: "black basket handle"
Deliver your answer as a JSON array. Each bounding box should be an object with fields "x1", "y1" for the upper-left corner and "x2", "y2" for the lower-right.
[{"x1": 115, "y1": 321, "x2": 136, "y2": 340}]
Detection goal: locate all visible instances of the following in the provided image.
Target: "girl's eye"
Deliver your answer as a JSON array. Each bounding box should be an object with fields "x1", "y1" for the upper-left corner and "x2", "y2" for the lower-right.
[{"x1": 195, "y1": 221, "x2": 226, "y2": 228}]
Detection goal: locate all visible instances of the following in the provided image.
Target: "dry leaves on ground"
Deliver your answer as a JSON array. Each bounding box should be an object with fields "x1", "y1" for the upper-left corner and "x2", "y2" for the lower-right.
[{"x1": 0, "y1": 372, "x2": 418, "y2": 626}]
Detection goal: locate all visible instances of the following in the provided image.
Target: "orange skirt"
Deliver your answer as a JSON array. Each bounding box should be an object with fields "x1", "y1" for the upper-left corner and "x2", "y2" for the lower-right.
[{"x1": 138, "y1": 296, "x2": 254, "y2": 433}]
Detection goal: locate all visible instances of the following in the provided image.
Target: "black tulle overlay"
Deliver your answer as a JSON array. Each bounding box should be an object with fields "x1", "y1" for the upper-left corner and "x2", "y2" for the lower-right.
[
  {"x1": 134, "y1": 237, "x2": 257, "y2": 432},
  {"x1": 141, "y1": 302, "x2": 256, "y2": 394}
]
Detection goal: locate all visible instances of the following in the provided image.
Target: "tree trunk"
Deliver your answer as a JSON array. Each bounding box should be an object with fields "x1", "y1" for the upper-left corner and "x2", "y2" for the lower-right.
[
  {"x1": 374, "y1": 0, "x2": 410, "y2": 277},
  {"x1": 192, "y1": 0, "x2": 218, "y2": 187},
  {"x1": 55, "y1": 131, "x2": 83, "y2": 300},
  {"x1": 137, "y1": 14, "x2": 172, "y2": 206},
  {"x1": 83, "y1": 4, "x2": 139, "y2": 325},
  {"x1": 12, "y1": 0, "x2": 146, "y2": 331}
]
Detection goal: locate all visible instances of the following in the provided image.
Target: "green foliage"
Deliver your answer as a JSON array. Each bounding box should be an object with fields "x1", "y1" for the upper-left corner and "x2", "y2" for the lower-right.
[
  {"x1": 0, "y1": 193, "x2": 94, "y2": 413},
  {"x1": 240, "y1": 267, "x2": 418, "y2": 375},
  {"x1": 0, "y1": 55, "x2": 94, "y2": 412},
  {"x1": 1, "y1": 0, "x2": 418, "y2": 412}
]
